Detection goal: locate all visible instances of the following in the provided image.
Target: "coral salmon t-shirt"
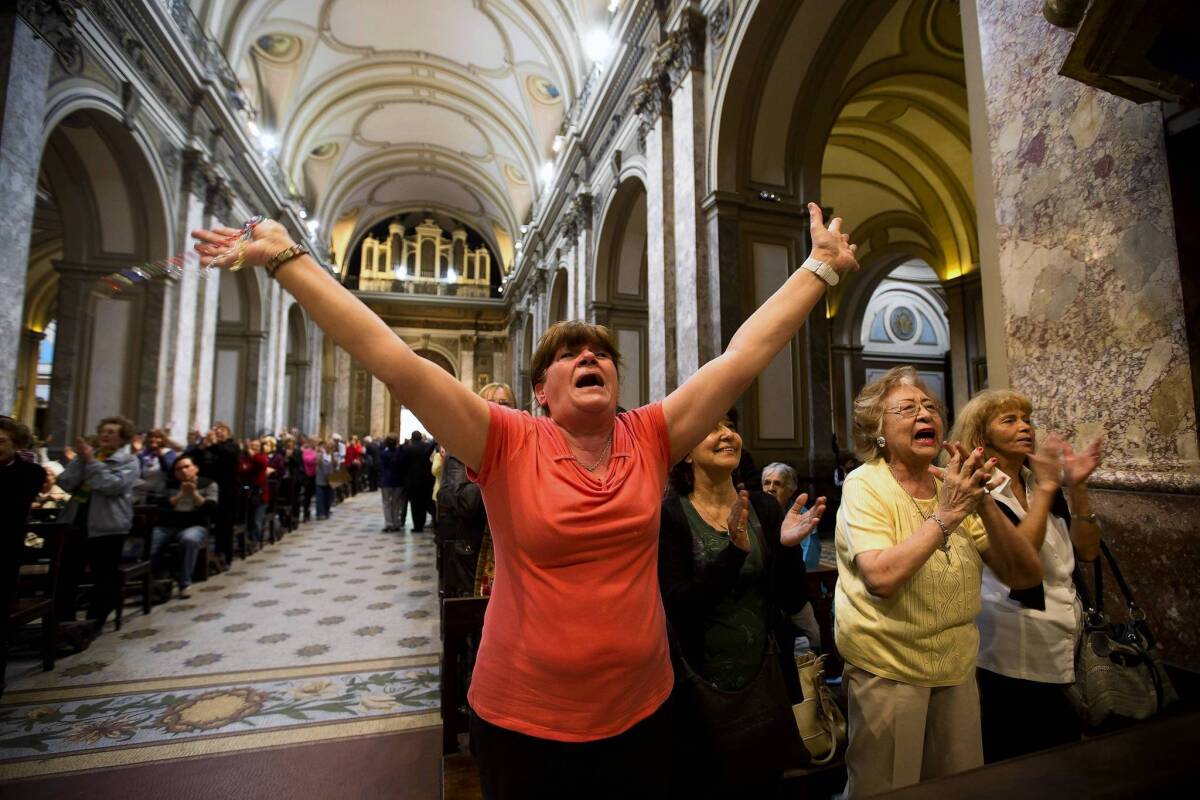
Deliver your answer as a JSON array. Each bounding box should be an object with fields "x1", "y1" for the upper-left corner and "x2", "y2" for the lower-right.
[{"x1": 466, "y1": 402, "x2": 675, "y2": 741}]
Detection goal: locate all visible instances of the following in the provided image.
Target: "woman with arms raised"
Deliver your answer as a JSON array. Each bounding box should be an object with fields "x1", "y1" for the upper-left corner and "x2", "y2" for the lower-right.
[{"x1": 193, "y1": 204, "x2": 857, "y2": 798}]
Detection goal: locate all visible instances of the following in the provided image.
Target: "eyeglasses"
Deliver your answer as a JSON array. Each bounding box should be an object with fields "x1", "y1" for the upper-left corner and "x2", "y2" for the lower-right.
[{"x1": 885, "y1": 400, "x2": 941, "y2": 419}]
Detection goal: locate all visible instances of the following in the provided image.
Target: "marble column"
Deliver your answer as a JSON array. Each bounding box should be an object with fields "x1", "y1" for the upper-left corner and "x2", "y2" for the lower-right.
[
  {"x1": 0, "y1": 13, "x2": 54, "y2": 413},
  {"x1": 47, "y1": 263, "x2": 96, "y2": 447},
  {"x1": 303, "y1": 326, "x2": 323, "y2": 435},
  {"x1": 644, "y1": 113, "x2": 677, "y2": 399},
  {"x1": 369, "y1": 375, "x2": 386, "y2": 436},
  {"x1": 965, "y1": 0, "x2": 1200, "y2": 664},
  {"x1": 191, "y1": 266, "x2": 220, "y2": 433},
  {"x1": 167, "y1": 162, "x2": 210, "y2": 441},
  {"x1": 670, "y1": 69, "x2": 716, "y2": 382},
  {"x1": 459, "y1": 335, "x2": 477, "y2": 392},
  {"x1": 331, "y1": 346, "x2": 352, "y2": 436}
]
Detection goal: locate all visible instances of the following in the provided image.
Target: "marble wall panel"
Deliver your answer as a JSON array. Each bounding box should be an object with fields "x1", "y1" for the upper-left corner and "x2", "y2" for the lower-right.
[
  {"x1": 973, "y1": 0, "x2": 1198, "y2": 489},
  {"x1": 1090, "y1": 489, "x2": 1200, "y2": 669}
]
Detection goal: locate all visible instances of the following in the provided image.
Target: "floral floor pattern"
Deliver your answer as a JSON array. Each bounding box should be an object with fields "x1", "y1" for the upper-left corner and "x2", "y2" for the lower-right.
[
  {"x1": 0, "y1": 661, "x2": 438, "y2": 760},
  {"x1": 0, "y1": 492, "x2": 444, "y2": 778}
]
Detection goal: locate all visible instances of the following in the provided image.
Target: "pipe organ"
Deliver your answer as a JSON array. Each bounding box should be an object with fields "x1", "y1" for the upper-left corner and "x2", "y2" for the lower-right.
[{"x1": 358, "y1": 218, "x2": 493, "y2": 297}]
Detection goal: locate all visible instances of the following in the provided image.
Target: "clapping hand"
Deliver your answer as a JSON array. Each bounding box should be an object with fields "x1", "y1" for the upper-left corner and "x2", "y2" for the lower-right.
[
  {"x1": 727, "y1": 490, "x2": 751, "y2": 552},
  {"x1": 930, "y1": 442, "x2": 997, "y2": 523},
  {"x1": 780, "y1": 493, "x2": 826, "y2": 547},
  {"x1": 807, "y1": 203, "x2": 860, "y2": 278},
  {"x1": 1027, "y1": 433, "x2": 1066, "y2": 492},
  {"x1": 1062, "y1": 436, "x2": 1102, "y2": 488},
  {"x1": 74, "y1": 437, "x2": 94, "y2": 462}
]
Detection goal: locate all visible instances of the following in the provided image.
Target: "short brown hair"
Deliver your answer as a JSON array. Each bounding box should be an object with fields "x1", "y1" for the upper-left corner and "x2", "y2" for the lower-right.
[
  {"x1": 852, "y1": 366, "x2": 944, "y2": 462},
  {"x1": 947, "y1": 389, "x2": 1033, "y2": 452},
  {"x1": 0, "y1": 417, "x2": 34, "y2": 450},
  {"x1": 529, "y1": 321, "x2": 622, "y2": 400},
  {"x1": 97, "y1": 415, "x2": 136, "y2": 443}
]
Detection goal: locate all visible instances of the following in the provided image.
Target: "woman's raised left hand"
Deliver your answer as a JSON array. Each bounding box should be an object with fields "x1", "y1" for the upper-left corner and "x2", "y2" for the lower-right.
[
  {"x1": 780, "y1": 493, "x2": 826, "y2": 548},
  {"x1": 807, "y1": 203, "x2": 860, "y2": 278}
]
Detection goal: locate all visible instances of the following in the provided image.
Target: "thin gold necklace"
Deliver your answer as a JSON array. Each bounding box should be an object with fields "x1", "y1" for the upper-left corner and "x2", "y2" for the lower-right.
[
  {"x1": 572, "y1": 434, "x2": 612, "y2": 472},
  {"x1": 886, "y1": 461, "x2": 951, "y2": 556}
]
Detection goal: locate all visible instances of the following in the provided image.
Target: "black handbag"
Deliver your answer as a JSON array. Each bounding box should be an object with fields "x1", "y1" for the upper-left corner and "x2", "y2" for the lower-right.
[
  {"x1": 1067, "y1": 538, "x2": 1178, "y2": 728},
  {"x1": 671, "y1": 629, "x2": 808, "y2": 776}
]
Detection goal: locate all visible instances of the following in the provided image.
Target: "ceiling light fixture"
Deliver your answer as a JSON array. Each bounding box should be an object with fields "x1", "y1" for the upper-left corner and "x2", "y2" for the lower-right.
[
  {"x1": 259, "y1": 131, "x2": 279, "y2": 152},
  {"x1": 552, "y1": 135, "x2": 564, "y2": 153},
  {"x1": 607, "y1": 0, "x2": 621, "y2": 12},
  {"x1": 306, "y1": 219, "x2": 320, "y2": 236},
  {"x1": 583, "y1": 29, "x2": 612, "y2": 64},
  {"x1": 538, "y1": 161, "x2": 555, "y2": 186}
]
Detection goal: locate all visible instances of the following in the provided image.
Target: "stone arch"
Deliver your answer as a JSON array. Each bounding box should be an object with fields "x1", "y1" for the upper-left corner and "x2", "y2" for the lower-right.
[
  {"x1": 592, "y1": 176, "x2": 649, "y2": 410},
  {"x1": 548, "y1": 267, "x2": 569, "y2": 326},
  {"x1": 27, "y1": 106, "x2": 173, "y2": 447},
  {"x1": 284, "y1": 301, "x2": 312, "y2": 431},
  {"x1": 212, "y1": 268, "x2": 268, "y2": 436}
]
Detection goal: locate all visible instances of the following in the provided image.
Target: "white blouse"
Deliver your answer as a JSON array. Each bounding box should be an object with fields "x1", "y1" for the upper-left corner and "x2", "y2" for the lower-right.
[{"x1": 976, "y1": 468, "x2": 1081, "y2": 684}]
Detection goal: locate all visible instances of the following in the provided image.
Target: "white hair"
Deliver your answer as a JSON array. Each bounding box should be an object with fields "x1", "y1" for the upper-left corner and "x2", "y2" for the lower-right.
[{"x1": 762, "y1": 462, "x2": 798, "y2": 490}]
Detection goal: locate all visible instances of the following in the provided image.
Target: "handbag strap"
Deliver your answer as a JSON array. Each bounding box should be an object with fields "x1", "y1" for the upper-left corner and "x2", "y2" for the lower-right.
[{"x1": 1097, "y1": 538, "x2": 1143, "y2": 619}]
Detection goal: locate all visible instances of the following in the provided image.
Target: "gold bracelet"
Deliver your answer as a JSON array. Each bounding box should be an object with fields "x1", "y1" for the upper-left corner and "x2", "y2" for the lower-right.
[{"x1": 266, "y1": 243, "x2": 310, "y2": 278}]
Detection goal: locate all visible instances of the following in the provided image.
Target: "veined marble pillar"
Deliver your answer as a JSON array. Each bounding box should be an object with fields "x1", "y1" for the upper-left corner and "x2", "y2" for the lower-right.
[
  {"x1": 191, "y1": 265, "x2": 220, "y2": 433},
  {"x1": 643, "y1": 112, "x2": 677, "y2": 399},
  {"x1": 670, "y1": 68, "x2": 716, "y2": 381},
  {"x1": 0, "y1": 13, "x2": 55, "y2": 413},
  {"x1": 166, "y1": 161, "x2": 210, "y2": 441},
  {"x1": 964, "y1": 0, "x2": 1200, "y2": 665}
]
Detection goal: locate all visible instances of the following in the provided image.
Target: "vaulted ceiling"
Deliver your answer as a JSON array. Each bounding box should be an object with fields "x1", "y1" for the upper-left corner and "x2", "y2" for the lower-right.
[{"x1": 192, "y1": 0, "x2": 612, "y2": 272}]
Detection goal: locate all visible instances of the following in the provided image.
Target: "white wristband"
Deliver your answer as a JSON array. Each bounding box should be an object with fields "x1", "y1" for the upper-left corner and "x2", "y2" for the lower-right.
[{"x1": 800, "y1": 256, "x2": 839, "y2": 286}]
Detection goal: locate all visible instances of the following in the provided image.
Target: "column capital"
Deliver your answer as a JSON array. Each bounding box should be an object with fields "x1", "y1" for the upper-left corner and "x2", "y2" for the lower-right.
[
  {"x1": 15, "y1": 0, "x2": 82, "y2": 72},
  {"x1": 182, "y1": 149, "x2": 211, "y2": 200},
  {"x1": 205, "y1": 177, "x2": 234, "y2": 221},
  {"x1": 22, "y1": 327, "x2": 46, "y2": 344},
  {"x1": 664, "y1": 7, "x2": 707, "y2": 87}
]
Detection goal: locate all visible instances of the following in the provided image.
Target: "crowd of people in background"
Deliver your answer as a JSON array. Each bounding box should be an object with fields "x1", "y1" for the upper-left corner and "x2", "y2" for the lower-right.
[{"x1": 2, "y1": 413, "x2": 440, "y2": 657}]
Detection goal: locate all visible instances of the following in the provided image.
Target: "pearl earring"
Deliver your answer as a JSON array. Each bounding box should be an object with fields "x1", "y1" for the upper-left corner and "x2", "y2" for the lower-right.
[{"x1": 876, "y1": 436, "x2": 886, "y2": 449}]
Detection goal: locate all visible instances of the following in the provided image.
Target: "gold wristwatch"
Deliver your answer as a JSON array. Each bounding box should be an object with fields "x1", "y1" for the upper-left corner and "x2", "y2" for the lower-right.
[{"x1": 266, "y1": 243, "x2": 310, "y2": 277}]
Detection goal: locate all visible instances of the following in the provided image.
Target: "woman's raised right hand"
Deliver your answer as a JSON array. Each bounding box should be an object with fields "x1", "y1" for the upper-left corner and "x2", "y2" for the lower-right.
[
  {"x1": 933, "y1": 442, "x2": 996, "y2": 525},
  {"x1": 192, "y1": 219, "x2": 295, "y2": 271}
]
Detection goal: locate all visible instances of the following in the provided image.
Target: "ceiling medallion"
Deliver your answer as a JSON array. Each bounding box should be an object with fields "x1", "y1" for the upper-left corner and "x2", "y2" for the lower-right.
[
  {"x1": 504, "y1": 164, "x2": 528, "y2": 185},
  {"x1": 309, "y1": 142, "x2": 338, "y2": 159},
  {"x1": 526, "y1": 75, "x2": 562, "y2": 105},
  {"x1": 255, "y1": 33, "x2": 300, "y2": 62}
]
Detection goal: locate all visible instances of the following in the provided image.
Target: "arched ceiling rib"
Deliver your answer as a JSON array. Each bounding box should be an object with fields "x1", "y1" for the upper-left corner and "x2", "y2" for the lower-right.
[
  {"x1": 195, "y1": 0, "x2": 609, "y2": 260},
  {"x1": 820, "y1": 0, "x2": 978, "y2": 280}
]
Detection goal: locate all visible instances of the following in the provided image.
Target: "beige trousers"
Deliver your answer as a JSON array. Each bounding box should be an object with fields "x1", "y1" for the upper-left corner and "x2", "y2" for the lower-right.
[{"x1": 842, "y1": 663, "x2": 983, "y2": 799}]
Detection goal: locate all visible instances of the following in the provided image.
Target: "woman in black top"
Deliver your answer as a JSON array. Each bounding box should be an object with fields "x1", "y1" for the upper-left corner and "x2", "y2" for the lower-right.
[{"x1": 658, "y1": 411, "x2": 824, "y2": 792}]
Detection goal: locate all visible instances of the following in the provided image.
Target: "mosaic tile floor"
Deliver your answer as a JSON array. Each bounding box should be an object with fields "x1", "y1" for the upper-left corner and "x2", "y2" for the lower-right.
[{"x1": 0, "y1": 493, "x2": 443, "y2": 779}]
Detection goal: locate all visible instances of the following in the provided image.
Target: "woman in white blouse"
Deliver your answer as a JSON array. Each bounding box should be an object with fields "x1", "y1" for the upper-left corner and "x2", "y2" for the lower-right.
[{"x1": 948, "y1": 390, "x2": 1102, "y2": 761}]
